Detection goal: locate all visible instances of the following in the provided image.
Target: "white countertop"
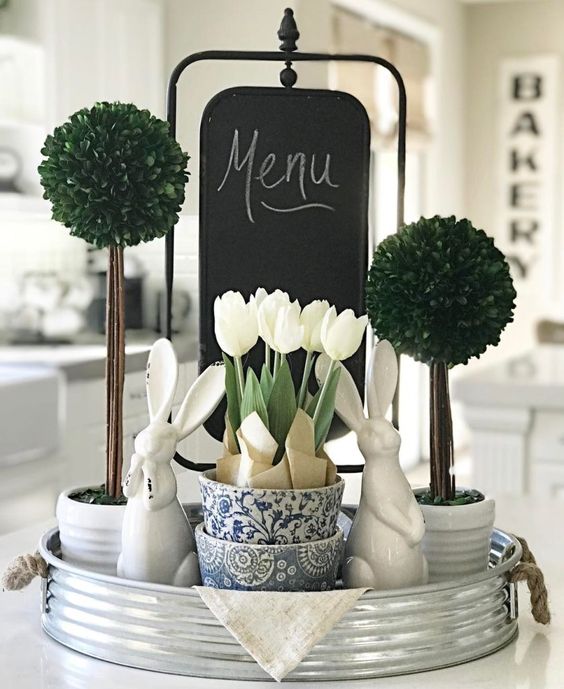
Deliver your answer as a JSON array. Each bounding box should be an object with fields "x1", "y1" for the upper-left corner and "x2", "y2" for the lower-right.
[
  {"x1": 0, "y1": 334, "x2": 198, "y2": 381},
  {"x1": 0, "y1": 491, "x2": 562, "y2": 688},
  {"x1": 453, "y1": 345, "x2": 564, "y2": 408},
  {"x1": 0, "y1": 342, "x2": 149, "y2": 366}
]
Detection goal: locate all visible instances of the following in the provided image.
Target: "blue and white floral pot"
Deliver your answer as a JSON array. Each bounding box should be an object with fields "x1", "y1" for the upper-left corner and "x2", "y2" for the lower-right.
[
  {"x1": 199, "y1": 470, "x2": 344, "y2": 545},
  {"x1": 195, "y1": 523, "x2": 344, "y2": 591}
]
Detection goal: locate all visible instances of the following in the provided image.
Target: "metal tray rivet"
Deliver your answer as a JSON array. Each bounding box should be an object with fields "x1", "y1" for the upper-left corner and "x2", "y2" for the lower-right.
[{"x1": 508, "y1": 581, "x2": 519, "y2": 620}]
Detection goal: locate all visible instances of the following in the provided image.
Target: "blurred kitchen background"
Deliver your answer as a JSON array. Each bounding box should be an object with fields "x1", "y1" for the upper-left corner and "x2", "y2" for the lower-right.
[{"x1": 1, "y1": 0, "x2": 563, "y2": 534}]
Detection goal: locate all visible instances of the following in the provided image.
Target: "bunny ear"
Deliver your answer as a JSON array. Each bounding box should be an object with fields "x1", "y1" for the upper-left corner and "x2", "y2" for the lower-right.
[
  {"x1": 367, "y1": 340, "x2": 398, "y2": 419},
  {"x1": 173, "y1": 363, "x2": 225, "y2": 440},
  {"x1": 315, "y1": 353, "x2": 365, "y2": 434},
  {"x1": 146, "y1": 339, "x2": 179, "y2": 423}
]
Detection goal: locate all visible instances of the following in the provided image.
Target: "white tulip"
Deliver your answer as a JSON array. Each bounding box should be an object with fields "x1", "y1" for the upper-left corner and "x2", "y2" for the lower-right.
[
  {"x1": 300, "y1": 300, "x2": 330, "y2": 352},
  {"x1": 258, "y1": 290, "x2": 303, "y2": 354},
  {"x1": 214, "y1": 291, "x2": 259, "y2": 357},
  {"x1": 253, "y1": 287, "x2": 269, "y2": 308},
  {"x1": 320, "y1": 306, "x2": 368, "y2": 361},
  {"x1": 273, "y1": 302, "x2": 304, "y2": 354},
  {"x1": 257, "y1": 289, "x2": 289, "y2": 348}
]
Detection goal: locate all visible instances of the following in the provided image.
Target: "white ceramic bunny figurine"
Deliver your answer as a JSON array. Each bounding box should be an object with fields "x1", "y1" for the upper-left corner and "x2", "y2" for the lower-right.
[
  {"x1": 316, "y1": 340, "x2": 428, "y2": 590},
  {"x1": 118, "y1": 338, "x2": 225, "y2": 586}
]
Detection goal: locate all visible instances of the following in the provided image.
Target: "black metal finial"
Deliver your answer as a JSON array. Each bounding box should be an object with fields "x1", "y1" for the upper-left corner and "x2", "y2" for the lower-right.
[
  {"x1": 278, "y1": 8, "x2": 299, "y2": 88},
  {"x1": 278, "y1": 8, "x2": 299, "y2": 52}
]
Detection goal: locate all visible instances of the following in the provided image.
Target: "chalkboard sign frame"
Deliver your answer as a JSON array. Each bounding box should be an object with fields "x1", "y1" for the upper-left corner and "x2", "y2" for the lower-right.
[
  {"x1": 165, "y1": 17, "x2": 407, "y2": 473},
  {"x1": 199, "y1": 84, "x2": 371, "y2": 441}
]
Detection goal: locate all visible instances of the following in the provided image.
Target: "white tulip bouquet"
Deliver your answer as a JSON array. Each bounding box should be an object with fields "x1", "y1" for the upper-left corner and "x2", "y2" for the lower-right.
[{"x1": 214, "y1": 288, "x2": 368, "y2": 489}]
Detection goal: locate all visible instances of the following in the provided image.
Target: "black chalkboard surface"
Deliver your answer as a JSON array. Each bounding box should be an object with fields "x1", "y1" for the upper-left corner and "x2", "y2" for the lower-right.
[{"x1": 199, "y1": 86, "x2": 370, "y2": 439}]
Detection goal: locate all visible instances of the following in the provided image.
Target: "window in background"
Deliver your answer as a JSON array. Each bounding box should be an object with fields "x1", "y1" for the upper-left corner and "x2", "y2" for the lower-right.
[{"x1": 330, "y1": 6, "x2": 433, "y2": 470}]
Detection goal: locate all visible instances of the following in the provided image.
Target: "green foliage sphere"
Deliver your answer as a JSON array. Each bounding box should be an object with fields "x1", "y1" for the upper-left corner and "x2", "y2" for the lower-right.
[
  {"x1": 366, "y1": 216, "x2": 517, "y2": 366},
  {"x1": 38, "y1": 102, "x2": 189, "y2": 248}
]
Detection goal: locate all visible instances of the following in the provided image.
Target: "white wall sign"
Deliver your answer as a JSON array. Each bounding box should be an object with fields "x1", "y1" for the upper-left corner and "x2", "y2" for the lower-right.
[{"x1": 497, "y1": 56, "x2": 559, "y2": 297}]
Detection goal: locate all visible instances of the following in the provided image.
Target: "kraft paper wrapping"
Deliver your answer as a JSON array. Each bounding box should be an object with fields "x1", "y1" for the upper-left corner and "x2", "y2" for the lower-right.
[{"x1": 216, "y1": 409, "x2": 338, "y2": 489}]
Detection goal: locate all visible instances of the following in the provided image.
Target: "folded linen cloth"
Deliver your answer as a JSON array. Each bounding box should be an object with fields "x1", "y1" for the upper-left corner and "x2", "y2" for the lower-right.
[{"x1": 195, "y1": 586, "x2": 368, "y2": 681}]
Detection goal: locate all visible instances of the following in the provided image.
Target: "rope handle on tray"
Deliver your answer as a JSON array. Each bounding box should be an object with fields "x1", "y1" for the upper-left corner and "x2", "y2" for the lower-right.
[
  {"x1": 2, "y1": 551, "x2": 48, "y2": 591},
  {"x1": 0, "y1": 535, "x2": 551, "y2": 625},
  {"x1": 509, "y1": 535, "x2": 550, "y2": 625}
]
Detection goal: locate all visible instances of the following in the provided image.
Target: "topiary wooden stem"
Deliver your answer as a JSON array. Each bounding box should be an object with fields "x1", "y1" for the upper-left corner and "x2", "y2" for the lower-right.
[
  {"x1": 105, "y1": 248, "x2": 115, "y2": 495},
  {"x1": 105, "y1": 246, "x2": 125, "y2": 499},
  {"x1": 429, "y1": 361, "x2": 455, "y2": 501}
]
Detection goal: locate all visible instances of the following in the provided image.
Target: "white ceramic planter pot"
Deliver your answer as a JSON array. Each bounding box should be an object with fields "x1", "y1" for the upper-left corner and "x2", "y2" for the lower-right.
[
  {"x1": 417, "y1": 492, "x2": 495, "y2": 582},
  {"x1": 56, "y1": 487, "x2": 126, "y2": 575}
]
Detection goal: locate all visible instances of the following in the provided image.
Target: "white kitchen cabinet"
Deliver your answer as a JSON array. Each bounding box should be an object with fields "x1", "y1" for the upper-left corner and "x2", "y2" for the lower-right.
[
  {"x1": 529, "y1": 411, "x2": 564, "y2": 498},
  {"x1": 60, "y1": 360, "x2": 221, "y2": 491},
  {"x1": 1, "y1": 0, "x2": 165, "y2": 214},
  {"x1": 0, "y1": 458, "x2": 61, "y2": 533},
  {"x1": 34, "y1": 0, "x2": 164, "y2": 128},
  {"x1": 47, "y1": 0, "x2": 164, "y2": 126},
  {"x1": 0, "y1": 343, "x2": 212, "y2": 534},
  {"x1": 454, "y1": 346, "x2": 564, "y2": 498},
  {"x1": 0, "y1": 365, "x2": 61, "y2": 533},
  {"x1": 457, "y1": 405, "x2": 531, "y2": 496},
  {"x1": 530, "y1": 411, "x2": 564, "y2": 464},
  {"x1": 531, "y1": 462, "x2": 564, "y2": 499},
  {"x1": 44, "y1": 0, "x2": 164, "y2": 126}
]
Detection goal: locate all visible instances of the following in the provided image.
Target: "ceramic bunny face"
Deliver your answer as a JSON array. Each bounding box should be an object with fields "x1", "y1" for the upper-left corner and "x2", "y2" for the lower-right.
[
  {"x1": 134, "y1": 423, "x2": 177, "y2": 464},
  {"x1": 356, "y1": 417, "x2": 400, "y2": 458},
  {"x1": 119, "y1": 338, "x2": 226, "y2": 586},
  {"x1": 355, "y1": 344, "x2": 401, "y2": 456}
]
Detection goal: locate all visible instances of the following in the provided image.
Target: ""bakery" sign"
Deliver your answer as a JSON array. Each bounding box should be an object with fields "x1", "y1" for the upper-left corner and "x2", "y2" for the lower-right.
[{"x1": 497, "y1": 56, "x2": 558, "y2": 296}]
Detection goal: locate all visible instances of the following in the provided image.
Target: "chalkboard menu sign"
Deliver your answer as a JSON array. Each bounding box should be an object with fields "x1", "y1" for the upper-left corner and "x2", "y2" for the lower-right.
[{"x1": 200, "y1": 86, "x2": 370, "y2": 438}]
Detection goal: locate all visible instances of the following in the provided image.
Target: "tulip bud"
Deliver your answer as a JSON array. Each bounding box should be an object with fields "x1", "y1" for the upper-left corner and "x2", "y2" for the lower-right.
[
  {"x1": 214, "y1": 291, "x2": 259, "y2": 357},
  {"x1": 273, "y1": 302, "x2": 304, "y2": 354},
  {"x1": 258, "y1": 290, "x2": 303, "y2": 354},
  {"x1": 253, "y1": 287, "x2": 269, "y2": 308},
  {"x1": 300, "y1": 300, "x2": 330, "y2": 352},
  {"x1": 320, "y1": 306, "x2": 368, "y2": 361}
]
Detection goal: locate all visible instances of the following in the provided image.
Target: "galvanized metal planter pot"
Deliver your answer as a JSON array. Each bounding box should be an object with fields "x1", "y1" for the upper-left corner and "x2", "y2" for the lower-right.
[{"x1": 38, "y1": 506, "x2": 522, "y2": 682}]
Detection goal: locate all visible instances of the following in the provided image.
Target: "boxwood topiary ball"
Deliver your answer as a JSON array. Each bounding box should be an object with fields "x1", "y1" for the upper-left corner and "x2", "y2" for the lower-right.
[
  {"x1": 38, "y1": 102, "x2": 189, "y2": 248},
  {"x1": 366, "y1": 216, "x2": 516, "y2": 366}
]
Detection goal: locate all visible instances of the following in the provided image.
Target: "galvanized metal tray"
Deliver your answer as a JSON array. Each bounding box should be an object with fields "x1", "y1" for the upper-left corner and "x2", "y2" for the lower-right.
[{"x1": 38, "y1": 505, "x2": 522, "y2": 682}]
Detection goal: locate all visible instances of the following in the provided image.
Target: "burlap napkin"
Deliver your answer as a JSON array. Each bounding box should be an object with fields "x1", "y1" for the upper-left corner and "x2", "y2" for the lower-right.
[{"x1": 195, "y1": 587, "x2": 368, "y2": 681}]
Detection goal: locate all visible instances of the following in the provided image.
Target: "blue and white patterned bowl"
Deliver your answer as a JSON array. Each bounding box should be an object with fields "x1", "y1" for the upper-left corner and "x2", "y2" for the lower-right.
[
  {"x1": 195, "y1": 523, "x2": 344, "y2": 591},
  {"x1": 199, "y1": 470, "x2": 344, "y2": 545}
]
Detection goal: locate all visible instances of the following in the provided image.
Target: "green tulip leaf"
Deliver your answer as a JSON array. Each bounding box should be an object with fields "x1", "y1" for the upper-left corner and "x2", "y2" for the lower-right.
[
  {"x1": 267, "y1": 360, "x2": 297, "y2": 465},
  {"x1": 314, "y1": 367, "x2": 341, "y2": 451},
  {"x1": 223, "y1": 353, "x2": 240, "y2": 434},
  {"x1": 305, "y1": 387, "x2": 322, "y2": 418},
  {"x1": 259, "y1": 364, "x2": 274, "y2": 406},
  {"x1": 240, "y1": 368, "x2": 269, "y2": 429}
]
